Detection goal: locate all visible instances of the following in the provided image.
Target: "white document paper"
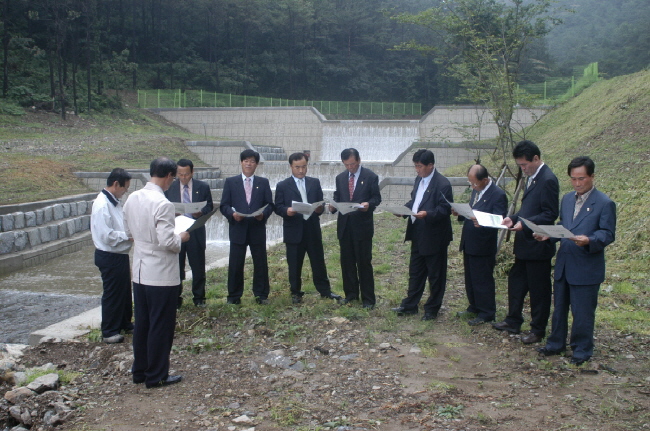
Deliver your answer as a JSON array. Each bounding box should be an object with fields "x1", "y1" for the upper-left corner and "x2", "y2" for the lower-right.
[
  {"x1": 174, "y1": 215, "x2": 195, "y2": 235},
  {"x1": 442, "y1": 194, "x2": 474, "y2": 219},
  {"x1": 233, "y1": 204, "x2": 269, "y2": 218},
  {"x1": 173, "y1": 201, "x2": 206, "y2": 214},
  {"x1": 329, "y1": 201, "x2": 364, "y2": 215},
  {"x1": 473, "y1": 210, "x2": 508, "y2": 229},
  {"x1": 187, "y1": 207, "x2": 219, "y2": 233},
  {"x1": 450, "y1": 202, "x2": 475, "y2": 219},
  {"x1": 291, "y1": 200, "x2": 325, "y2": 217},
  {"x1": 377, "y1": 205, "x2": 416, "y2": 216},
  {"x1": 520, "y1": 217, "x2": 575, "y2": 238},
  {"x1": 174, "y1": 207, "x2": 219, "y2": 234}
]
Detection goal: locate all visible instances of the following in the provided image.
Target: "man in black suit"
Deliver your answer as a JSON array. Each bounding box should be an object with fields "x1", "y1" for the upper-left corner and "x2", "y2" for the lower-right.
[
  {"x1": 493, "y1": 140, "x2": 559, "y2": 344},
  {"x1": 330, "y1": 148, "x2": 381, "y2": 309},
  {"x1": 391, "y1": 149, "x2": 453, "y2": 321},
  {"x1": 275, "y1": 152, "x2": 342, "y2": 304},
  {"x1": 454, "y1": 164, "x2": 508, "y2": 326},
  {"x1": 219, "y1": 149, "x2": 274, "y2": 304},
  {"x1": 164, "y1": 159, "x2": 213, "y2": 307}
]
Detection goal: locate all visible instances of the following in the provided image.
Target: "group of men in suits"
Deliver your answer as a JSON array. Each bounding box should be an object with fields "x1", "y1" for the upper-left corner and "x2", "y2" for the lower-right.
[
  {"x1": 219, "y1": 148, "x2": 382, "y2": 309},
  {"x1": 93, "y1": 137, "x2": 614, "y2": 391}
]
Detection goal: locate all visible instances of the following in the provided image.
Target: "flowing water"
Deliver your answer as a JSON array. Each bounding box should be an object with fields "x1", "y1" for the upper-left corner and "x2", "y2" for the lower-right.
[{"x1": 321, "y1": 121, "x2": 419, "y2": 162}]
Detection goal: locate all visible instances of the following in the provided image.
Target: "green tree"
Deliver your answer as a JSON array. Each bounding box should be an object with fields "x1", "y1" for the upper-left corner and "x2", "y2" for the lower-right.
[{"x1": 394, "y1": 0, "x2": 562, "y2": 167}]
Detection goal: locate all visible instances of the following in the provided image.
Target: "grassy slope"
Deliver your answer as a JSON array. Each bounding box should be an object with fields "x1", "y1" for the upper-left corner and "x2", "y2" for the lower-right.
[
  {"x1": 0, "y1": 107, "x2": 208, "y2": 204},
  {"x1": 446, "y1": 70, "x2": 650, "y2": 334}
]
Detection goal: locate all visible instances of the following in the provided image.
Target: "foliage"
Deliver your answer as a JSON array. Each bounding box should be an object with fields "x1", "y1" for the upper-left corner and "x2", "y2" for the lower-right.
[
  {"x1": 393, "y1": 0, "x2": 563, "y2": 170},
  {"x1": 0, "y1": 99, "x2": 25, "y2": 116},
  {"x1": 436, "y1": 404, "x2": 464, "y2": 419},
  {"x1": 545, "y1": 0, "x2": 650, "y2": 78}
]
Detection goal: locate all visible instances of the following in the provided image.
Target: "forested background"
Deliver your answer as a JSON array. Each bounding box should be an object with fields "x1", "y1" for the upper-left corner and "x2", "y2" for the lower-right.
[{"x1": 1, "y1": 0, "x2": 648, "y2": 114}]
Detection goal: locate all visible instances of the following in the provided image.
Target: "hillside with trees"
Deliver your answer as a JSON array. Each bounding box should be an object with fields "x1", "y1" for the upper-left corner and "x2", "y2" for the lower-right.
[{"x1": 1, "y1": 0, "x2": 647, "y2": 117}]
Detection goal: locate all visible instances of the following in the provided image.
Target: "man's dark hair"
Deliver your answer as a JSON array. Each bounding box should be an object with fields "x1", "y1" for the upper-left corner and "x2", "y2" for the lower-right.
[
  {"x1": 413, "y1": 149, "x2": 435, "y2": 166},
  {"x1": 340, "y1": 148, "x2": 360, "y2": 162},
  {"x1": 512, "y1": 140, "x2": 541, "y2": 162},
  {"x1": 468, "y1": 164, "x2": 489, "y2": 181},
  {"x1": 150, "y1": 157, "x2": 177, "y2": 178},
  {"x1": 288, "y1": 152, "x2": 307, "y2": 165},
  {"x1": 240, "y1": 149, "x2": 260, "y2": 163},
  {"x1": 177, "y1": 158, "x2": 194, "y2": 171},
  {"x1": 106, "y1": 168, "x2": 131, "y2": 187},
  {"x1": 567, "y1": 156, "x2": 595, "y2": 176}
]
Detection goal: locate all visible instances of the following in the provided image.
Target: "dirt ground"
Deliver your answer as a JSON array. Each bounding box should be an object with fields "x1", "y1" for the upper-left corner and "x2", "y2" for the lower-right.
[{"x1": 7, "y1": 298, "x2": 649, "y2": 431}]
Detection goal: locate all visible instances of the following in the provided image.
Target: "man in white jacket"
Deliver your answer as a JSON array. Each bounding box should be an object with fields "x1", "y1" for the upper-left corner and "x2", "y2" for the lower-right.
[
  {"x1": 90, "y1": 168, "x2": 133, "y2": 344},
  {"x1": 123, "y1": 157, "x2": 189, "y2": 389}
]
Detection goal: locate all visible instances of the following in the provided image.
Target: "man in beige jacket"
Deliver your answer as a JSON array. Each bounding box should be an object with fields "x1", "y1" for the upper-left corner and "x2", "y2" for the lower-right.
[{"x1": 123, "y1": 157, "x2": 189, "y2": 389}]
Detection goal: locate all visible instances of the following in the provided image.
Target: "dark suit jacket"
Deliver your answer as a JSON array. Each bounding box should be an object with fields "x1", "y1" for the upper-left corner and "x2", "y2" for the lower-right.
[
  {"x1": 164, "y1": 178, "x2": 213, "y2": 247},
  {"x1": 332, "y1": 166, "x2": 381, "y2": 241},
  {"x1": 274, "y1": 176, "x2": 324, "y2": 244},
  {"x1": 459, "y1": 183, "x2": 508, "y2": 256},
  {"x1": 510, "y1": 164, "x2": 559, "y2": 260},
  {"x1": 404, "y1": 169, "x2": 453, "y2": 255},
  {"x1": 553, "y1": 188, "x2": 616, "y2": 285},
  {"x1": 219, "y1": 175, "x2": 274, "y2": 245}
]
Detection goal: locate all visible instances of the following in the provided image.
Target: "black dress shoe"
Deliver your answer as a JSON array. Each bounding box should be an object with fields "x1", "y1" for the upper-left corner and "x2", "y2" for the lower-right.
[
  {"x1": 536, "y1": 347, "x2": 565, "y2": 356},
  {"x1": 521, "y1": 332, "x2": 543, "y2": 344},
  {"x1": 292, "y1": 295, "x2": 303, "y2": 304},
  {"x1": 467, "y1": 317, "x2": 489, "y2": 326},
  {"x1": 491, "y1": 321, "x2": 521, "y2": 334},
  {"x1": 146, "y1": 375, "x2": 183, "y2": 389},
  {"x1": 362, "y1": 304, "x2": 375, "y2": 310},
  {"x1": 321, "y1": 293, "x2": 343, "y2": 301},
  {"x1": 226, "y1": 299, "x2": 241, "y2": 305},
  {"x1": 421, "y1": 313, "x2": 437, "y2": 321},
  {"x1": 570, "y1": 357, "x2": 588, "y2": 366},
  {"x1": 339, "y1": 298, "x2": 357, "y2": 305},
  {"x1": 255, "y1": 297, "x2": 270, "y2": 305},
  {"x1": 133, "y1": 376, "x2": 145, "y2": 384},
  {"x1": 391, "y1": 306, "x2": 417, "y2": 316},
  {"x1": 194, "y1": 300, "x2": 206, "y2": 307}
]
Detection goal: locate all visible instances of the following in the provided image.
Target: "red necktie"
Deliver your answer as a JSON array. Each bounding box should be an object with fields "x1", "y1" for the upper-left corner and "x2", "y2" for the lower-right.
[{"x1": 348, "y1": 173, "x2": 355, "y2": 200}]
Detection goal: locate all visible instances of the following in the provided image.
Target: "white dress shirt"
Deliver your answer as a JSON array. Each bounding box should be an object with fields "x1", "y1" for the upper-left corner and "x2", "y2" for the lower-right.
[{"x1": 90, "y1": 190, "x2": 132, "y2": 254}]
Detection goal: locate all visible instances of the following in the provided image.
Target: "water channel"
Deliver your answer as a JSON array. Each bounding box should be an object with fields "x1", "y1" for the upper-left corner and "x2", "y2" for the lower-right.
[{"x1": 0, "y1": 211, "x2": 338, "y2": 344}]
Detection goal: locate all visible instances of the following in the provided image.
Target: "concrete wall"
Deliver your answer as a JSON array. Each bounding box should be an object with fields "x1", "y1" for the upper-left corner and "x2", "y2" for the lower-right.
[
  {"x1": 153, "y1": 105, "x2": 546, "y2": 163},
  {"x1": 0, "y1": 196, "x2": 95, "y2": 275},
  {"x1": 155, "y1": 107, "x2": 326, "y2": 160},
  {"x1": 419, "y1": 105, "x2": 546, "y2": 142}
]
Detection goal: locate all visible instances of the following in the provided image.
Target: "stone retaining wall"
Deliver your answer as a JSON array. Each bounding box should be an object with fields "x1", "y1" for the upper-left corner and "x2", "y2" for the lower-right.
[{"x1": 0, "y1": 197, "x2": 95, "y2": 275}]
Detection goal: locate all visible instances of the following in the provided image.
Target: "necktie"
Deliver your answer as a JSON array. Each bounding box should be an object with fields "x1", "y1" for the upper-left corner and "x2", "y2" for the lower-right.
[
  {"x1": 245, "y1": 178, "x2": 252, "y2": 204},
  {"x1": 182, "y1": 185, "x2": 191, "y2": 217},
  {"x1": 526, "y1": 176, "x2": 533, "y2": 190},
  {"x1": 182, "y1": 185, "x2": 191, "y2": 203},
  {"x1": 298, "y1": 179, "x2": 309, "y2": 220},
  {"x1": 348, "y1": 173, "x2": 355, "y2": 200},
  {"x1": 472, "y1": 191, "x2": 480, "y2": 206}
]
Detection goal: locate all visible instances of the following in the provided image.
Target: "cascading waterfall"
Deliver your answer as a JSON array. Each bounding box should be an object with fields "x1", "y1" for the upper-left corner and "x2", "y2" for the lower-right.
[{"x1": 321, "y1": 121, "x2": 420, "y2": 162}]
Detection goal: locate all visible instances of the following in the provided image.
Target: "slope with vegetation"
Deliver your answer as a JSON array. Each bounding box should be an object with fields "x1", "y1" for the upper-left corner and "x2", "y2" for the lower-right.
[{"x1": 0, "y1": 105, "x2": 207, "y2": 204}]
